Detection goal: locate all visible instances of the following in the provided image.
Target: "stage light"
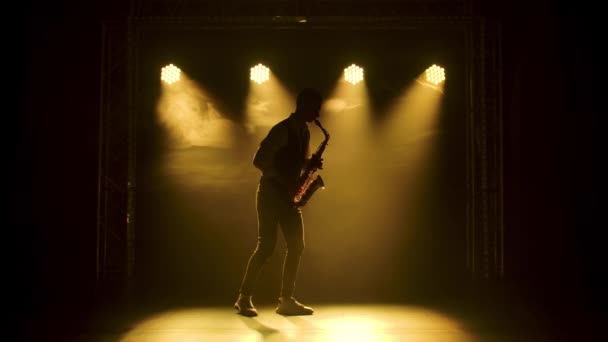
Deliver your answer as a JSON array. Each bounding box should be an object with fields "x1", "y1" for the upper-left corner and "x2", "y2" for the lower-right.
[
  {"x1": 344, "y1": 64, "x2": 364, "y2": 85},
  {"x1": 250, "y1": 63, "x2": 270, "y2": 84},
  {"x1": 161, "y1": 64, "x2": 181, "y2": 84},
  {"x1": 425, "y1": 64, "x2": 445, "y2": 85}
]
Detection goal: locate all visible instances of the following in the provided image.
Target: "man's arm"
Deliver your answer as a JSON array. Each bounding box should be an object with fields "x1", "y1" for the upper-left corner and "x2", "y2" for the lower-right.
[
  {"x1": 303, "y1": 136, "x2": 324, "y2": 170},
  {"x1": 252, "y1": 124, "x2": 288, "y2": 178}
]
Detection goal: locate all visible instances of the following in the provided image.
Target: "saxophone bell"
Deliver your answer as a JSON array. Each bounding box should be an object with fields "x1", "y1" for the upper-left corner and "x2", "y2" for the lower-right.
[{"x1": 294, "y1": 176, "x2": 324, "y2": 207}]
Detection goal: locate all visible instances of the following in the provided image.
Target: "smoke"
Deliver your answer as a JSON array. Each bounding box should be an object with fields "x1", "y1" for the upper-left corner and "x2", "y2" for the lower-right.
[
  {"x1": 157, "y1": 75, "x2": 238, "y2": 149},
  {"x1": 245, "y1": 72, "x2": 295, "y2": 135}
]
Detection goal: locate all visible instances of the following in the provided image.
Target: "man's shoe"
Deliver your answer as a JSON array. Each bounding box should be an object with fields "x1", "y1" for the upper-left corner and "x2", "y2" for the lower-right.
[
  {"x1": 234, "y1": 294, "x2": 258, "y2": 317},
  {"x1": 276, "y1": 297, "x2": 314, "y2": 316}
]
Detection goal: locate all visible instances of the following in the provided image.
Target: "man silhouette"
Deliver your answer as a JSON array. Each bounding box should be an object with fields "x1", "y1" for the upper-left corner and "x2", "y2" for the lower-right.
[{"x1": 234, "y1": 88, "x2": 323, "y2": 317}]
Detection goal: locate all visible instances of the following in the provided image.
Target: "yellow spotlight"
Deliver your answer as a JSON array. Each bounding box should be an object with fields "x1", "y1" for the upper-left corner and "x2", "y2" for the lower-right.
[
  {"x1": 425, "y1": 64, "x2": 445, "y2": 85},
  {"x1": 250, "y1": 63, "x2": 270, "y2": 84},
  {"x1": 344, "y1": 64, "x2": 364, "y2": 85},
  {"x1": 160, "y1": 64, "x2": 181, "y2": 84}
]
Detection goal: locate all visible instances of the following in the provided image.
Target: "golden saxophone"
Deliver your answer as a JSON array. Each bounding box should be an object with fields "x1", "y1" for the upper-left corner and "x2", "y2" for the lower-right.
[{"x1": 293, "y1": 119, "x2": 330, "y2": 207}]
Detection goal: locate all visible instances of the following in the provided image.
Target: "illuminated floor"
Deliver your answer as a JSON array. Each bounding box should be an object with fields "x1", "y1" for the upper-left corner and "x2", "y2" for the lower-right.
[{"x1": 73, "y1": 304, "x2": 551, "y2": 342}]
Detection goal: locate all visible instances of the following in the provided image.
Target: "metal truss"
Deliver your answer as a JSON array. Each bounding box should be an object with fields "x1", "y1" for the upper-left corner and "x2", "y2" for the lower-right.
[
  {"x1": 97, "y1": 13, "x2": 503, "y2": 292},
  {"x1": 128, "y1": 0, "x2": 472, "y2": 17},
  {"x1": 97, "y1": 21, "x2": 131, "y2": 291},
  {"x1": 466, "y1": 17, "x2": 503, "y2": 281}
]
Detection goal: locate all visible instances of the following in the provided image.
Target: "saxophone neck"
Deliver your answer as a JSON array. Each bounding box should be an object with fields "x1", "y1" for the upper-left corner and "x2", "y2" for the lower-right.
[
  {"x1": 314, "y1": 119, "x2": 330, "y2": 140},
  {"x1": 310, "y1": 120, "x2": 329, "y2": 160}
]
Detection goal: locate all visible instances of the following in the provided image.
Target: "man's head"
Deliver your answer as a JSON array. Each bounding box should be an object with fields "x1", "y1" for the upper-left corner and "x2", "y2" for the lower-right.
[{"x1": 295, "y1": 88, "x2": 323, "y2": 122}]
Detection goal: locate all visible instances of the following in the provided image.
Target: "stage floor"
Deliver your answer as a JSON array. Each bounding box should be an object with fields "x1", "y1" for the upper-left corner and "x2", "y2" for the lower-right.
[{"x1": 70, "y1": 303, "x2": 553, "y2": 342}]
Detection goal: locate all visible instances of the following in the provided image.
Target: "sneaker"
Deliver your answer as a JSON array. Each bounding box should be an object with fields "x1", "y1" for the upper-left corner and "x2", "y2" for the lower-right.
[
  {"x1": 275, "y1": 297, "x2": 314, "y2": 316},
  {"x1": 234, "y1": 294, "x2": 258, "y2": 317}
]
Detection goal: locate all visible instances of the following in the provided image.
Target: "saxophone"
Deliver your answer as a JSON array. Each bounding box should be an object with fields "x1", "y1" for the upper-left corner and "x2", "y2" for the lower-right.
[{"x1": 293, "y1": 119, "x2": 330, "y2": 207}]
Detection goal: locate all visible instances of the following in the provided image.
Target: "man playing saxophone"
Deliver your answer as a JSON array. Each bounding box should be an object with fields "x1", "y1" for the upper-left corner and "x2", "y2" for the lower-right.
[{"x1": 235, "y1": 88, "x2": 324, "y2": 317}]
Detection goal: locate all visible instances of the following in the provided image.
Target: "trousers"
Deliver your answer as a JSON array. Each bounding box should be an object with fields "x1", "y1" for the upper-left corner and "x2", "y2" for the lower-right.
[{"x1": 239, "y1": 178, "x2": 305, "y2": 297}]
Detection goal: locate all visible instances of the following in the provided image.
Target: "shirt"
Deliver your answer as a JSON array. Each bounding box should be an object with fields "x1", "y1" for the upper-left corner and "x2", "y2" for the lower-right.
[{"x1": 253, "y1": 113, "x2": 311, "y2": 181}]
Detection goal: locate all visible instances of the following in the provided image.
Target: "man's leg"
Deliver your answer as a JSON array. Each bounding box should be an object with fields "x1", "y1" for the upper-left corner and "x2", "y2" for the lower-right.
[
  {"x1": 276, "y1": 207, "x2": 313, "y2": 315},
  {"x1": 236, "y1": 187, "x2": 279, "y2": 316},
  {"x1": 278, "y1": 207, "x2": 305, "y2": 298}
]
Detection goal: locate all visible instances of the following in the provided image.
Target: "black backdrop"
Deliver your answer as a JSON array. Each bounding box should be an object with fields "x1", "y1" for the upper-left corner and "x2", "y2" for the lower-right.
[{"x1": 15, "y1": 0, "x2": 601, "y2": 336}]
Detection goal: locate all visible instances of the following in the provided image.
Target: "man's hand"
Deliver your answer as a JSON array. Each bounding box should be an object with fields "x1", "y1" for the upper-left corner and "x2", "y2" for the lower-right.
[{"x1": 306, "y1": 157, "x2": 323, "y2": 170}]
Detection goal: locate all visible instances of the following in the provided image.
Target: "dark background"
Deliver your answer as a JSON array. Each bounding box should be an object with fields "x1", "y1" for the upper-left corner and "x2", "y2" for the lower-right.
[{"x1": 14, "y1": 0, "x2": 601, "y2": 338}]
